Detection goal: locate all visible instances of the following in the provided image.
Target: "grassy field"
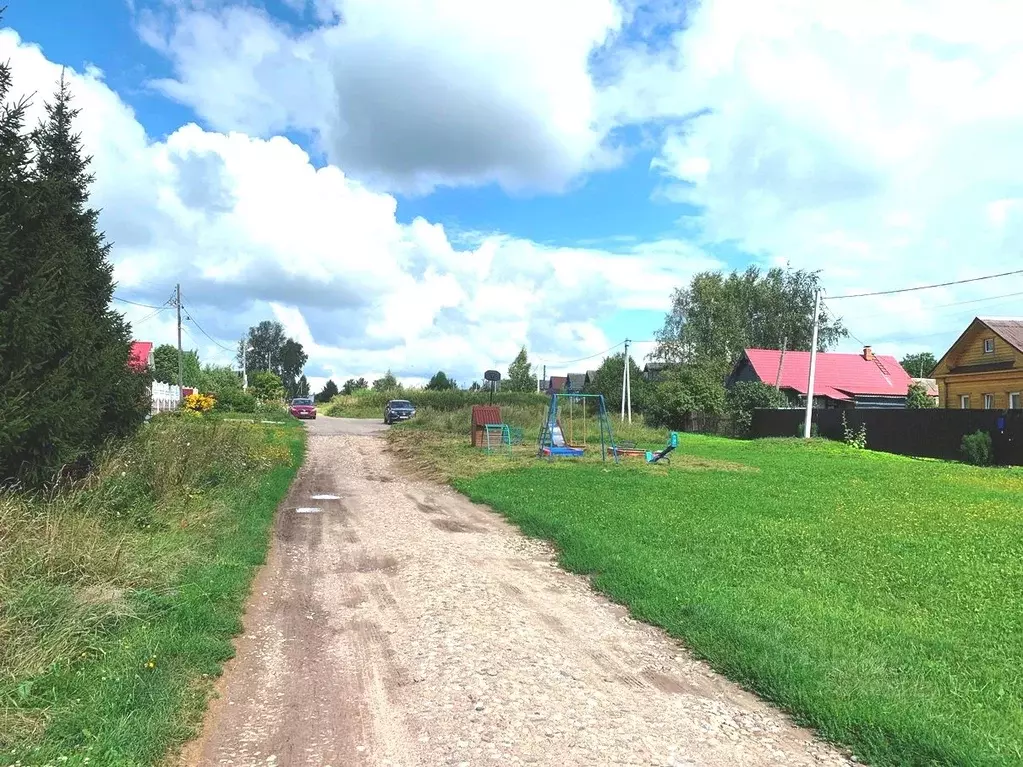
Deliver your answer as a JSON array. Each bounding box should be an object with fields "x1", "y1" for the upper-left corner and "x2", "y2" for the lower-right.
[
  {"x1": 0, "y1": 414, "x2": 304, "y2": 767},
  {"x1": 388, "y1": 401, "x2": 668, "y2": 481},
  {"x1": 391, "y1": 419, "x2": 1023, "y2": 766}
]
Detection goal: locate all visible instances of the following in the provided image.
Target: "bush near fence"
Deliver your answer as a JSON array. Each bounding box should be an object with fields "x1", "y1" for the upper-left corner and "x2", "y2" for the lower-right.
[{"x1": 751, "y1": 408, "x2": 1023, "y2": 465}]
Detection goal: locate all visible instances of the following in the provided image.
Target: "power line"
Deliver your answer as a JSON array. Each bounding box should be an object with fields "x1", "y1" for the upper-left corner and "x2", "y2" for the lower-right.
[
  {"x1": 932, "y1": 289, "x2": 1023, "y2": 309},
  {"x1": 827, "y1": 269, "x2": 1023, "y2": 300},
  {"x1": 540, "y1": 341, "x2": 624, "y2": 369},
  {"x1": 112, "y1": 295, "x2": 169, "y2": 310},
  {"x1": 133, "y1": 305, "x2": 170, "y2": 325},
  {"x1": 180, "y1": 301, "x2": 235, "y2": 354}
]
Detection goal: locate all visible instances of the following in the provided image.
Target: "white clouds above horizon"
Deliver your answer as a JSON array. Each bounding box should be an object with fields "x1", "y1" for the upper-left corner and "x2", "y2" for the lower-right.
[
  {"x1": 4, "y1": 0, "x2": 1023, "y2": 392},
  {"x1": 0, "y1": 26, "x2": 714, "y2": 390},
  {"x1": 138, "y1": 0, "x2": 626, "y2": 195}
]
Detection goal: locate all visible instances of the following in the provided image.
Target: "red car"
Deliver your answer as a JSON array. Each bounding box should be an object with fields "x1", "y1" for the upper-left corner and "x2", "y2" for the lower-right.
[{"x1": 289, "y1": 396, "x2": 317, "y2": 420}]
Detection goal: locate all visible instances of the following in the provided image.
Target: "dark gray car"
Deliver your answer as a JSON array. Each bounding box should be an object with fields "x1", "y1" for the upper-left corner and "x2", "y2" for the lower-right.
[{"x1": 384, "y1": 399, "x2": 416, "y2": 424}]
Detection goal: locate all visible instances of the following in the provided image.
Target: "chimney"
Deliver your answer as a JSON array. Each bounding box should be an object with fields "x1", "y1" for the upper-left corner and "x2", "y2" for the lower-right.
[{"x1": 863, "y1": 346, "x2": 874, "y2": 361}]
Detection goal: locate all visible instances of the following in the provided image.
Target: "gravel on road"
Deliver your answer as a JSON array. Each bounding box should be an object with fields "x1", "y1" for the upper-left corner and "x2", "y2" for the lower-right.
[{"x1": 182, "y1": 419, "x2": 852, "y2": 766}]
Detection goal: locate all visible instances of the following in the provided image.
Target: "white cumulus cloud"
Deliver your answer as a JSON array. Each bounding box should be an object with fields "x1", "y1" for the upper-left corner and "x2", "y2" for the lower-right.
[{"x1": 0, "y1": 26, "x2": 713, "y2": 390}]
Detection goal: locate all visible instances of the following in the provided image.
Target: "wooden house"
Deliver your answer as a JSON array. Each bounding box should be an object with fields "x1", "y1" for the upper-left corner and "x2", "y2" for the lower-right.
[
  {"x1": 727, "y1": 346, "x2": 912, "y2": 409},
  {"x1": 932, "y1": 317, "x2": 1023, "y2": 409}
]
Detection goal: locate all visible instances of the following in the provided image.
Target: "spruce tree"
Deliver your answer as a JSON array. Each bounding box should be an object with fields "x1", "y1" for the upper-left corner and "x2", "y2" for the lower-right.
[
  {"x1": 1, "y1": 71, "x2": 148, "y2": 484},
  {"x1": 0, "y1": 41, "x2": 45, "y2": 481}
]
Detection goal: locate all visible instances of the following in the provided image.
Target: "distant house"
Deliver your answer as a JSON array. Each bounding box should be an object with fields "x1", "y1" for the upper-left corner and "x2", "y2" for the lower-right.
[
  {"x1": 727, "y1": 346, "x2": 912, "y2": 409},
  {"x1": 546, "y1": 376, "x2": 568, "y2": 394},
  {"x1": 932, "y1": 317, "x2": 1023, "y2": 410},
  {"x1": 642, "y1": 362, "x2": 673, "y2": 382},
  {"x1": 129, "y1": 341, "x2": 154, "y2": 372},
  {"x1": 566, "y1": 373, "x2": 587, "y2": 393},
  {"x1": 909, "y1": 378, "x2": 940, "y2": 405},
  {"x1": 585, "y1": 369, "x2": 598, "y2": 386}
]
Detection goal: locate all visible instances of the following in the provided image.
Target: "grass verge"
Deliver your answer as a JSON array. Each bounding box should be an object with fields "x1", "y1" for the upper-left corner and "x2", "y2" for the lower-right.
[
  {"x1": 393, "y1": 417, "x2": 1023, "y2": 765},
  {"x1": 0, "y1": 413, "x2": 304, "y2": 766}
]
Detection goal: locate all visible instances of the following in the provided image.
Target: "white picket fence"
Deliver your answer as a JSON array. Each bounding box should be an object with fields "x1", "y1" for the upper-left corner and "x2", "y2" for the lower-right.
[{"x1": 151, "y1": 381, "x2": 184, "y2": 414}]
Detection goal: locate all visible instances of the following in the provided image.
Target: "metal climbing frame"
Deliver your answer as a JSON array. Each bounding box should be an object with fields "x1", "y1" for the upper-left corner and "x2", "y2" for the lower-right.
[
  {"x1": 536, "y1": 393, "x2": 618, "y2": 463},
  {"x1": 483, "y1": 423, "x2": 512, "y2": 456}
]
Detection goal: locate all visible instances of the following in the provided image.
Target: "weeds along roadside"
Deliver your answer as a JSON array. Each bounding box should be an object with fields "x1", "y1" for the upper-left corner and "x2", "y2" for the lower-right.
[{"x1": 0, "y1": 412, "x2": 304, "y2": 765}]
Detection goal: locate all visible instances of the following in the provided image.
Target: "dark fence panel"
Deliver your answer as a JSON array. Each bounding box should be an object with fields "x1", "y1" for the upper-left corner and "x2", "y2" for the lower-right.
[{"x1": 751, "y1": 408, "x2": 1023, "y2": 465}]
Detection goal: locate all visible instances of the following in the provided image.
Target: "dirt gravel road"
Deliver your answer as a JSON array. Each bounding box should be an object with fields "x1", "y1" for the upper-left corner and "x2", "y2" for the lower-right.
[{"x1": 182, "y1": 416, "x2": 851, "y2": 766}]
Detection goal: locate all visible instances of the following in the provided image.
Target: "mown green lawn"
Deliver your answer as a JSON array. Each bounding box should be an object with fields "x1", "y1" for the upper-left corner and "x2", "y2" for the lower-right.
[{"x1": 455, "y1": 436, "x2": 1023, "y2": 766}]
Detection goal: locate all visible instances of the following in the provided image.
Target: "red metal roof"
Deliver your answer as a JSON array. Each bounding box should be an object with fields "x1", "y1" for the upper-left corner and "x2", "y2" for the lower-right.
[
  {"x1": 548, "y1": 376, "x2": 567, "y2": 392},
  {"x1": 743, "y1": 348, "x2": 911, "y2": 398},
  {"x1": 471, "y1": 405, "x2": 502, "y2": 426},
  {"x1": 129, "y1": 341, "x2": 153, "y2": 371}
]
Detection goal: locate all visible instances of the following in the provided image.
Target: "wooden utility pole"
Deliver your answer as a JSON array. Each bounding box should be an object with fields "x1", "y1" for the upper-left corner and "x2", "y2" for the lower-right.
[
  {"x1": 176, "y1": 283, "x2": 183, "y2": 402},
  {"x1": 774, "y1": 337, "x2": 788, "y2": 390}
]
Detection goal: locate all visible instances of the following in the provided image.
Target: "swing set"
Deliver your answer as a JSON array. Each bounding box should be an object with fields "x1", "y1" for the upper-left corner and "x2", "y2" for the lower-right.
[{"x1": 537, "y1": 393, "x2": 619, "y2": 462}]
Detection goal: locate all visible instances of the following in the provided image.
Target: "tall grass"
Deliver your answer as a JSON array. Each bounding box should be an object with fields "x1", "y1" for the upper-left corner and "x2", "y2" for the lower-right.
[{"x1": 0, "y1": 413, "x2": 302, "y2": 765}]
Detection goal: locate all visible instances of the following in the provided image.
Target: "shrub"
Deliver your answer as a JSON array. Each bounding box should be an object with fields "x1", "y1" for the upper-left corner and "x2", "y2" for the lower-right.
[
  {"x1": 961, "y1": 429, "x2": 993, "y2": 466},
  {"x1": 906, "y1": 382, "x2": 936, "y2": 409},
  {"x1": 212, "y1": 387, "x2": 256, "y2": 413},
  {"x1": 727, "y1": 381, "x2": 788, "y2": 436},
  {"x1": 249, "y1": 371, "x2": 284, "y2": 403},
  {"x1": 181, "y1": 392, "x2": 216, "y2": 414},
  {"x1": 643, "y1": 365, "x2": 726, "y2": 430},
  {"x1": 841, "y1": 413, "x2": 868, "y2": 449}
]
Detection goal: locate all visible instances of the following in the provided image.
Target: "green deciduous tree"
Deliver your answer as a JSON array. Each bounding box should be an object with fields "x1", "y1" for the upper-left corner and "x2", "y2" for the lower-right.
[
  {"x1": 315, "y1": 379, "x2": 339, "y2": 403},
  {"x1": 907, "y1": 382, "x2": 937, "y2": 409},
  {"x1": 296, "y1": 374, "x2": 310, "y2": 397},
  {"x1": 505, "y1": 347, "x2": 536, "y2": 392},
  {"x1": 726, "y1": 381, "x2": 789, "y2": 435},
  {"x1": 653, "y1": 266, "x2": 846, "y2": 378},
  {"x1": 643, "y1": 364, "x2": 727, "y2": 430},
  {"x1": 153, "y1": 343, "x2": 201, "y2": 387},
  {"x1": 250, "y1": 371, "x2": 285, "y2": 403},
  {"x1": 426, "y1": 371, "x2": 457, "y2": 391},
  {"x1": 0, "y1": 70, "x2": 149, "y2": 484},
  {"x1": 585, "y1": 352, "x2": 646, "y2": 413},
  {"x1": 900, "y1": 352, "x2": 938, "y2": 378},
  {"x1": 198, "y1": 364, "x2": 241, "y2": 395},
  {"x1": 237, "y1": 320, "x2": 286, "y2": 376},
  {"x1": 372, "y1": 370, "x2": 398, "y2": 391},
  {"x1": 341, "y1": 377, "x2": 369, "y2": 395}
]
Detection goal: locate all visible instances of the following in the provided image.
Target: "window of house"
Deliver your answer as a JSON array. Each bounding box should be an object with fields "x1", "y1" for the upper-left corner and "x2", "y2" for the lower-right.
[
  {"x1": 960, "y1": 394, "x2": 970, "y2": 409},
  {"x1": 984, "y1": 393, "x2": 994, "y2": 409},
  {"x1": 1011, "y1": 392, "x2": 1021, "y2": 410},
  {"x1": 984, "y1": 338, "x2": 995, "y2": 353}
]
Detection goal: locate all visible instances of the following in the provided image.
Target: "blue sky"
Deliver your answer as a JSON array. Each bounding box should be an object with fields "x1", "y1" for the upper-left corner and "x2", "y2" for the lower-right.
[
  {"x1": 3, "y1": 0, "x2": 1021, "y2": 387},
  {"x1": 4, "y1": 0, "x2": 696, "y2": 375}
]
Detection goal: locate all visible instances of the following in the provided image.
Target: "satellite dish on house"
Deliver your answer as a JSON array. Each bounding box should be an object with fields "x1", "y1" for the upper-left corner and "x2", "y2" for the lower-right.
[{"x1": 483, "y1": 370, "x2": 501, "y2": 382}]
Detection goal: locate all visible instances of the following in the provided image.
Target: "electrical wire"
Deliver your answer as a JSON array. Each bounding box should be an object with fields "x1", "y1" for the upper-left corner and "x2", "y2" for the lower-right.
[
  {"x1": 931, "y1": 289, "x2": 1023, "y2": 309},
  {"x1": 132, "y1": 305, "x2": 170, "y2": 325},
  {"x1": 112, "y1": 295, "x2": 168, "y2": 309},
  {"x1": 538, "y1": 341, "x2": 624, "y2": 369},
  {"x1": 827, "y1": 269, "x2": 1023, "y2": 300},
  {"x1": 180, "y1": 301, "x2": 236, "y2": 353}
]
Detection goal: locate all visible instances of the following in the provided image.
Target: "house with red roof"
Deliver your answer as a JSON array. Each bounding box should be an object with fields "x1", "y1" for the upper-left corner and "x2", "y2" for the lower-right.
[
  {"x1": 728, "y1": 346, "x2": 912, "y2": 409},
  {"x1": 129, "y1": 341, "x2": 154, "y2": 372}
]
